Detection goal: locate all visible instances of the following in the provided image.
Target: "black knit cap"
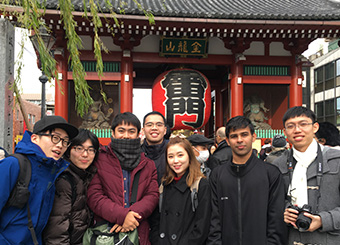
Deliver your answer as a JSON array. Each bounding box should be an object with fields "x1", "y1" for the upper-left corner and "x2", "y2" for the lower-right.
[
  {"x1": 33, "y1": 115, "x2": 78, "y2": 139},
  {"x1": 272, "y1": 134, "x2": 287, "y2": 148},
  {"x1": 187, "y1": 134, "x2": 214, "y2": 146}
]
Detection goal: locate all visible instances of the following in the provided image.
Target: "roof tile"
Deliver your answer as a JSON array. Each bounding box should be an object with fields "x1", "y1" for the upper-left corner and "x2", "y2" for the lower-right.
[{"x1": 44, "y1": 0, "x2": 340, "y2": 20}]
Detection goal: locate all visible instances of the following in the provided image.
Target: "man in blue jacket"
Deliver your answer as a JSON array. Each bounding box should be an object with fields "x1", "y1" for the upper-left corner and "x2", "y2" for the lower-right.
[{"x1": 0, "y1": 115, "x2": 78, "y2": 244}]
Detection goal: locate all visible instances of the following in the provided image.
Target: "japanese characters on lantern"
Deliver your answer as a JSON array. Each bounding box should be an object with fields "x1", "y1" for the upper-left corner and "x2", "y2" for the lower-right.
[{"x1": 152, "y1": 69, "x2": 211, "y2": 130}]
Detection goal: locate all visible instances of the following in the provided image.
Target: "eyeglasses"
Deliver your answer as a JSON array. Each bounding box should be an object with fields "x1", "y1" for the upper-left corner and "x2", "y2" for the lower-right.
[
  {"x1": 144, "y1": 122, "x2": 165, "y2": 128},
  {"x1": 38, "y1": 134, "x2": 71, "y2": 147},
  {"x1": 73, "y1": 145, "x2": 96, "y2": 155},
  {"x1": 285, "y1": 122, "x2": 314, "y2": 131}
]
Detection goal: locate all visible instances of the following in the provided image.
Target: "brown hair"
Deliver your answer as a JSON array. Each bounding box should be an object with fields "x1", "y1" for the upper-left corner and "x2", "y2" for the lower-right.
[{"x1": 162, "y1": 136, "x2": 205, "y2": 187}]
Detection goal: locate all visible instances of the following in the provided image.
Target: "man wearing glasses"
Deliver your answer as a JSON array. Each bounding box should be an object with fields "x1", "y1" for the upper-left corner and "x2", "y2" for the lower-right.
[
  {"x1": 141, "y1": 111, "x2": 168, "y2": 185},
  {"x1": 0, "y1": 115, "x2": 78, "y2": 244},
  {"x1": 272, "y1": 106, "x2": 340, "y2": 244}
]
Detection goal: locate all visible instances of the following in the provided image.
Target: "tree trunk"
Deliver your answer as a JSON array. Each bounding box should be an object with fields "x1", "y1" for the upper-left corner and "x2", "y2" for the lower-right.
[{"x1": 13, "y1": 81, "x2": 32, "y2": 132}]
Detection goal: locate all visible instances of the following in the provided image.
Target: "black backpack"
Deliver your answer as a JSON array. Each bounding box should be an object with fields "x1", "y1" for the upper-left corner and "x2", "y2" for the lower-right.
[
  {"x1": 5, "y1": 153, "x2": 31, "y2": 209},
  {"x1": 3, "y1": 153, "x2": 37, "y2": 245}
]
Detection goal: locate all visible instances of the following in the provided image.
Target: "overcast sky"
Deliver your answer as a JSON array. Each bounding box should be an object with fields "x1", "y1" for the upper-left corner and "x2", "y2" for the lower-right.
[{"x1": 14, "y1": 28, "x2": 55, "y2": 95}]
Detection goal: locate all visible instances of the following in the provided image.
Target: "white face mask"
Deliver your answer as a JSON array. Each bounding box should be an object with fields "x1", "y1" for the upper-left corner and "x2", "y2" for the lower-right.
[{"x1": 195, "y1": 148, "x2": 210, "y2": 163}]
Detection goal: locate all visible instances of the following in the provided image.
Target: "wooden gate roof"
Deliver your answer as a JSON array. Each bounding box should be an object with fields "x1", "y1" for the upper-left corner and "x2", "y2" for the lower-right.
[{"x1": 42, "y1": 0, "x2": 340, "y2": 20}]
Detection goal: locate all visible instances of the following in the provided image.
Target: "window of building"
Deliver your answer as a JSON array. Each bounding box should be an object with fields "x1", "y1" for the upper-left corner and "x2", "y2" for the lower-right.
[
  {"x1": 325, "y1": 99, "x2": 335, "y2": 117},
  {"x1": 336, "y1": 59, "x2": 340, "y2": 77},
  {"x1": 28, "y1": 114, "x2": 31, "y2": 123},
  {"x1": 315, "y1": 67, "x2": 324, "y2": 83},
  {"x1": 325, "y1": 62, "x2": 335, "y2": 80},
  {"x1": 314, "y1": 67, "x2": 324, "y2": 93},
  {"x1": 336, "y1": 59, "x2": 340, "y2": 87},
  {"x1": 32, "y1": 115, "x2": 35, "y2": 124},
  {"x1": 317, "y1": 99, "x2": 336, "y2": 125},
  {"x1": 315, "y1": 102, "x2": 324, "y2": 122},
  {"x1": 337, "y1": 97, "x2": 340, "y2": 125},
  {"x1": 325, "y1": 61, "x2": 335, "y2": 90}
]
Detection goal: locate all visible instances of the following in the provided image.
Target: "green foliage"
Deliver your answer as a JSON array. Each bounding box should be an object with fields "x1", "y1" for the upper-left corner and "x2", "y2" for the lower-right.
[
  {"x1": 12, "y1": 28, "x2": 25, "y2": 99},
  {"x1": 0, "y1": 0, "x2": 155, "y2": 117},
  {"x1": 58, "y1": 0, "x2": 93, "y2": 116}
]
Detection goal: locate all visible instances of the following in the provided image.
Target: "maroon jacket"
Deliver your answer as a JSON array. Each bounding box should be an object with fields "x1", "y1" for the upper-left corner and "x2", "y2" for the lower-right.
[{"x1": 87, "y1": 144, "x2": 159, "y2": 245}]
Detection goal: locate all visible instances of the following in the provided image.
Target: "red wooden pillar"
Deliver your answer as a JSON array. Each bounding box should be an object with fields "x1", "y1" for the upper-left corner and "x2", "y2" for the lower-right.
[
  {"x1": 215, "y1": 87, "x2": 224, "y2": 127},
  {"x1": 54, "y1": 51, "x2": 69, "y2": 120},
  {"x1": 120, "y1": 51, "x2": 133, "y2": 113},
  {"x1": 289, "y1": 60, "x2": 303, "y2": 107},
  {"x1": 230, "y1": 60, "x2": 244, "y2": 117}
]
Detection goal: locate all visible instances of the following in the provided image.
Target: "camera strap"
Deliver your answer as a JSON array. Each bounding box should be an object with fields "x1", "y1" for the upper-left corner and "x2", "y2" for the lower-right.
[{"x1": 287, "y1": 144, "x2": 323, "y2": 212}]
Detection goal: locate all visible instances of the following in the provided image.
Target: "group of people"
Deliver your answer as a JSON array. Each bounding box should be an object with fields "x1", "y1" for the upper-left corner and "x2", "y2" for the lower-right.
[{"x1": 1, "y1": 106, "x2": 340, "y2": 245}]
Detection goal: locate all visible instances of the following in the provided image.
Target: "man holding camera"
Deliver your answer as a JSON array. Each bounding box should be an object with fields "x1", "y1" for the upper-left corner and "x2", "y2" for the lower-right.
[{"x1": 273, "y1": 106, "x2": 340, "y2": 244}]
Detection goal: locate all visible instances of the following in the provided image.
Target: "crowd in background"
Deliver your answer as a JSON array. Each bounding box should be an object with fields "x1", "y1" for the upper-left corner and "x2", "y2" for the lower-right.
[{"x1": 1, "y1": 106, "x2": 340, "y2": 244}]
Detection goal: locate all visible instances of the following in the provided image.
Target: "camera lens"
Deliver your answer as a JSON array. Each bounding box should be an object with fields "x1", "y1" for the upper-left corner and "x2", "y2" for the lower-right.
[
  {"x1": 296, "y1": 219, "x2": 310, "y2": 230},
  {"x1": 296, "y1": 213, "x2": 312, "y2": 230}
]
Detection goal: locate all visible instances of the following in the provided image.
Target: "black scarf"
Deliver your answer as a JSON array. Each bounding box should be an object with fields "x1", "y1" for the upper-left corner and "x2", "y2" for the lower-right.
[
  {"x1": 141, "y1": 139, "x2": 168, "y2": 160},
  {"x1": 110, "y1": 137, "x2": 141, "y2": 171}
]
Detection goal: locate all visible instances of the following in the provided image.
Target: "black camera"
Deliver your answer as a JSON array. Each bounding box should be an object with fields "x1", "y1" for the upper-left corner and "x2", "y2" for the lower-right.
[{"x1": 289, "y1": 204, "x2": 312, "y2": 230}]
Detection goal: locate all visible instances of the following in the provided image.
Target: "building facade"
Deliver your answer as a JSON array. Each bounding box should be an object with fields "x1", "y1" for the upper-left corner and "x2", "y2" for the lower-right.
[
  {"x1": 13, "y1": 98, "x2": 41, "y2": 148},
  {"x1": 309, "y1": 40, "x2": 340, "y2": 126}
]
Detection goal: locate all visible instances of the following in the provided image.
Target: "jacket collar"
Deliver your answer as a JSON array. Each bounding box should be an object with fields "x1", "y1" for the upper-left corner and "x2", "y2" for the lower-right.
[
  {"x1": 141, "y1": 139, "x2": 168, "y2": 160},
  {"x1": 68, "y1": 162, "x2": 96, "y2": 180},
  {"x1": 171, "y1": 170, "x2": 189, "y2": 193},
  {"x1": 229, "y1": 153, "x2": 257, "y2": 177},
  {"x1": 306, "y1": 145, "x2": 340, "y2": 179},
  {"x1": 15, "y1": 131, "x2": 69, "y2": 168},
  {"x1": 217, "y1": 140, "x2": 228, "y2": 149}
]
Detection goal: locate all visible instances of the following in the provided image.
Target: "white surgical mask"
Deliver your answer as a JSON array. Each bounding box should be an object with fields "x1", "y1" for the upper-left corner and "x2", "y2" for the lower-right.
[{"x1": 194, "y1": 148, "x2": 210, "y2": 163}]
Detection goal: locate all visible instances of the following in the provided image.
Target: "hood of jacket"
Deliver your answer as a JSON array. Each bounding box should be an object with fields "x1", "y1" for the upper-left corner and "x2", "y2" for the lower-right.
[{"x1": 15, "y1": 131, "x2": 69, "y2": 170}]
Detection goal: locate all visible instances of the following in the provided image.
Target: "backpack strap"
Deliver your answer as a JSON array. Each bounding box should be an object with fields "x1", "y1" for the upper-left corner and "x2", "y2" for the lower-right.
[
  {"x1": 6, "y1": 153, "x2": 31, "y2": 208},
  {"x1": 190, "y1": 177, "x2": 202, "y2": 212},
  {"x1": 27, "y1": 202, "x2": 38, "y2": 245},
  {"x1": 159, "y1": 177, "x2": 202, "y2": 213},
  {"x1": 130, "y1": 171, "x2": 141, "y2": 205},
  {"x1": 58, "y1": 171, "x2": 77, "y2": 205},
  {"x1": 6, "y1": 154, "x2": 38, "y2": 245}
]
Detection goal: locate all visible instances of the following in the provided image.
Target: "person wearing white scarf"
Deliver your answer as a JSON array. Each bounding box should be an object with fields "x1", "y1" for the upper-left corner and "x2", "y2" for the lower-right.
[
  {"x1": 289, "y1": 139, "x2": 318, "y2": 207},
  {"x1": 272, "y1": 106, "x2": 340, "y2": 245}
]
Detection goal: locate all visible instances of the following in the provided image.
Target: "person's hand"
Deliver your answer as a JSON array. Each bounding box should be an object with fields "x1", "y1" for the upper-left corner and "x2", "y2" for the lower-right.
[
  {"x1": 122, "y1": 211, "x2": 142, "y2": 231},
  {"x1": 303, "y1": 212, "x2": 322, "y2": 232},
  {"x1": 284, "y1": 208, "x2": 298, "y2": 228},
  {"x1": 110, "y1": 224, "x2": 128, "y2": 233}
]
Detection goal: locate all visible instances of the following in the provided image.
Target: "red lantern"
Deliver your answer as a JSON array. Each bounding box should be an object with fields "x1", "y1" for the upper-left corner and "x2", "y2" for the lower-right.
[{"x1": 152, "y1": 68, "x2": 211, "y2": 130}]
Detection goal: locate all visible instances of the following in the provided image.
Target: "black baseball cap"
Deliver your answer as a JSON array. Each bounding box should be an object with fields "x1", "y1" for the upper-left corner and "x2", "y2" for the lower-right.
[
  {"x1": 187, "y1": 134, "x2": 214, "y2": 146},
  {"x1": 33, "y1": 116, "x2": 78, "y2": 139}
]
